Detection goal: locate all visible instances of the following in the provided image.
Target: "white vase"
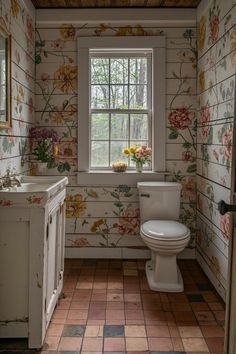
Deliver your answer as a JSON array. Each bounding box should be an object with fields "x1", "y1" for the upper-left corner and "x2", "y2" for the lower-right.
[{"x1": 37, "y1": 162, "x2": 48, "y2": 173}]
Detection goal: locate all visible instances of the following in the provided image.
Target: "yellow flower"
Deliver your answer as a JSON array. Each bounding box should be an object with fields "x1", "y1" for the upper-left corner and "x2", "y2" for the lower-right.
[
  {"x1": 54, "y1": 65, "x2": 77, "y2": 93},
  {"x1": 198, "y1": 70, "x2": 205, "y2": 93},
  {"x1": 229, "y1": 26, "x2": 236, "y2": 66},
  {"x1": 198, "y1": 16, "x2": 206, "y2": 51},
  {"x1": 11, "y1": 0, "x2": 21, "y2": 19},
  {"x1": 50, "y1": 112, "x2": 65, "y2": 125},
  {"x1": 66, "y1": 194, "x2": 87, "y2": 218},
  {"x1": 123, "y1": 148, "x2": 130, "y2": 155},
  {"x1": 60, "y1": 24, "x2": 76, "y2": 40},
  {"x1": 129, "y1": 146, "x2": 137, "y2": 154}
]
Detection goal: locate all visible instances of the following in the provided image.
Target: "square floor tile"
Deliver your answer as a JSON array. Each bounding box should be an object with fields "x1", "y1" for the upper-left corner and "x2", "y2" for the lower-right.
[
  {"x1": 58, "y1": 337, "x2": 82, "y2": 351},
  {"x1": 182, "y1": 337, "x2": 209, "y2": 352},
  {"x1": 200, "y1": 325, "x2": 224, "y2": 338},
  {"x1": 43, "y1": 336, "x2": 60, "y2": 351},
  {"x1": 205, "y1": 337, "x2": 224, "y2": 352},
  {"x1": 62, "y1": 324, "x2": 85, "y2": 337},
  {"x1": 126, "y1": 337, "x2": 148, "y2": 351},
  {"x1": 46, "y1": 324, "x2": 64, "y2": 337},
  {"x1": 82, "y1": 337, "x2": 103, "y2": 351},
  {"x1": 125, "y1": 325, "x2": 146, "y2": 337},
  {"x1": 104, "y1": 338, "x2": 125, "y2": 351},
  {"x1": 147, "y1": 337, "x2": 173, "y2": 351},
  {"x1": 178, "y1": 326, "x2": 203, "y2": 338},
  {"x1": 187, "y1": 294, "x2": 205, "y2": 302},
  {"x1": 104, "y1": 325, "x2": 124, "y2": 337},
  {"x1": 146, "y1": 325, "x2": 170, "y2": 337},
  {"x1": 84, "y1": 325, "x2": 104, "y2": 337}
]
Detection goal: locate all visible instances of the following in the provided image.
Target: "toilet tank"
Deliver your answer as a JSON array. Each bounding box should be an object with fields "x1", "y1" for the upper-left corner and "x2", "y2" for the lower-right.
[{"x1": 137, "y1": 182, "x2": 182, "y2": 223}]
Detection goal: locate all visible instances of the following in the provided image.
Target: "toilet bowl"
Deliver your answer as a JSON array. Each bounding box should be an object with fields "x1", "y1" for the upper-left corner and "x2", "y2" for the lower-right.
[{"x1": 137, "y1": 182, "x2": 191, "y2": 292}]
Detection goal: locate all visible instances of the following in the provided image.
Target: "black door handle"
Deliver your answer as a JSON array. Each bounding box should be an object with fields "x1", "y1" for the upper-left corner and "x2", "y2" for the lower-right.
[{"x1": 218, "y1": 200, "x2": 236, "y2": 215}]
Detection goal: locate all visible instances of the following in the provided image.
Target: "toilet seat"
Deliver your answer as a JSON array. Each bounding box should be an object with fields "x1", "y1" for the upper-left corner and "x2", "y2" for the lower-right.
[{"x1": 141, "y1": 220, "x2": 190, "y2": 241}]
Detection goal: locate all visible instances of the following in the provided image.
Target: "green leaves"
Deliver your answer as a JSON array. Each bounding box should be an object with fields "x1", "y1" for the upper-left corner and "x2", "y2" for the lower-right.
[
  {"x1": 168, "y1": 128, "x2": 179, "y2": 139},
  {"x1": 187, "y1": 164, "x2": 196, "y2": 174}
]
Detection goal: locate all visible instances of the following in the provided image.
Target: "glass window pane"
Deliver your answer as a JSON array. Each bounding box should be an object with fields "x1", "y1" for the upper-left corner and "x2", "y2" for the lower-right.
[
  {"x1": 110, "y1": 141, "x2": 129, "y2": 165},
  {"x1": 129, "y1": 58, "x2": 147, "y2": 84},
  {"x1": 91, "y1": 85, "x2": 109, "y2": 108},
  {"x1": 110, "y1": 58, "x2": 128, "y2": 84},
  {"x1": 91, "y1": 58, "x2": 109, "y2": 84},
  {"x1": 129, "y1": 85, "x2": 147, "y2": 109},
  {"x1": 130, "y1": 114, "x2": 148, "y2": 140},
  {"x1": 111, "y1": 114, "x2": 129, "y2": 140},
  {"x1": 110, "y1": 85, "x2": 128, "y2": 109},
  {"x1": 91, "y1": 141, "x2": 109, "y2": 167},
  {"x1": 91, "y1": 113, "x2": 109, "y2": 140}
]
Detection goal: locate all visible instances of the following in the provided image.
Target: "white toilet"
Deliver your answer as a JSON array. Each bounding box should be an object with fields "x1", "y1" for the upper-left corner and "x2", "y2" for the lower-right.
[{"x1": 137, "y1": 181, "x2": 190, "y2": 292}]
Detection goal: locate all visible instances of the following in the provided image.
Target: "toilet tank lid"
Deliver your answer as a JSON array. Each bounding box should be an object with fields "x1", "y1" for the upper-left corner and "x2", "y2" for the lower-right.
[{"x1": 137, "y1": 181, "x2": 182, "y2": 190}]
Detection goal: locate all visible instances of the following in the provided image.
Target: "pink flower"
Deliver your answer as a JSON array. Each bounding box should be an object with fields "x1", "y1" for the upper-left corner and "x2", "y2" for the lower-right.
[
  {"x1": 210, "y1": 15, "x2": 219, "y2": 44},
  {"x1": 222, "y1": 128, "x2": 232, "y2": 159},
  {"x1": 182, "y1": 150, "x2": 193, "y2": 161},
  {"x1": 28, "y1": 97, "x2": 34, "y2": 113},
  {"x1": 168, "y1": 107, "x2": 194, "y2": 130},
  {"x1": 220, "y1": 214, "x2": 231, "y2": 240},
  {"x1": 118, "y1": 207, "x2": 140, "y2": 235},
  {"x1": 51, "y1": 39, "x2": 66, "y2": 51},
  {"x1": 41, "y1": 73, "x2": 50, "y2": 81},
  {"x1": 200, "y1": 104, "x2": 211, "y2": 137}
]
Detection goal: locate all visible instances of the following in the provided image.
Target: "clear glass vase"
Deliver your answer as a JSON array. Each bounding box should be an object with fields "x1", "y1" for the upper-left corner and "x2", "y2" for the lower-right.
[{"x1": 136, "y1": 160, "x2": 143, "y2": 173}]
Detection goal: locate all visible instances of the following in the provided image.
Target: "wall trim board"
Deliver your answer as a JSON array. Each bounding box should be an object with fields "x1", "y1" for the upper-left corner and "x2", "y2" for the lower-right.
[
  {"x1": 65, "y1": 246, "x2": 195, "y2": 259},
  {"x1": 36, "y1": 8, "x2": 196, "y2": 26}
]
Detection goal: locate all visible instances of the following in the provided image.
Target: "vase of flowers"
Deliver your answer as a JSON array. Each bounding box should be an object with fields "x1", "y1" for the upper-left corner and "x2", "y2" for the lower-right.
[
  {"x1": 29, "y1": 127, "x2": 59, "y2": 172},
  {"x1": 123, "y1": 145, "x2": 152, "y2": 172}
]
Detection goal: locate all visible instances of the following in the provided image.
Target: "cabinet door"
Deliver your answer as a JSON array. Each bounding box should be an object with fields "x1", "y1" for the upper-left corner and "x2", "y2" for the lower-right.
[{"x1": 45, "y1": 202, "x2": 64, "y2": 324}]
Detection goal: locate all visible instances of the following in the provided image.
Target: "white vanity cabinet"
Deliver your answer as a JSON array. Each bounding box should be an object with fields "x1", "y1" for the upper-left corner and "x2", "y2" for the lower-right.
[{"x1": 0, "y1": 176, "x2": 68, "y2": 348}]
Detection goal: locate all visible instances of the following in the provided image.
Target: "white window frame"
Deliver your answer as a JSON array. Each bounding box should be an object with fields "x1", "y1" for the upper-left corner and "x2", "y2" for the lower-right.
[
  {"x1": 77, "y1": 36, "x2": 166, "y2": 185},
  {"x1": 90, "y1": 50, "x2": 152, "y2": 170}
]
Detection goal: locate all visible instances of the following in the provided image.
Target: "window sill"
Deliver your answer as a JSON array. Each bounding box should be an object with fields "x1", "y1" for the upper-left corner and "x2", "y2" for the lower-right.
[{"x1": 77, "y1": 170, "x2": 171, "y2": 186}]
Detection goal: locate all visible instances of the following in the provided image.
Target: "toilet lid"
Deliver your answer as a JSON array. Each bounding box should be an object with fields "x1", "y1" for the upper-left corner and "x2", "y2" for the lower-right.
[{"x1": 141, "y1": 220, "x2": 190, "y2": 241}]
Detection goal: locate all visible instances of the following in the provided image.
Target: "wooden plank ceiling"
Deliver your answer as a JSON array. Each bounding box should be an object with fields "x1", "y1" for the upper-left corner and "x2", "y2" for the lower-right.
[{"x1": 32, "y1": 0, "x2": 201, "y2": 8}]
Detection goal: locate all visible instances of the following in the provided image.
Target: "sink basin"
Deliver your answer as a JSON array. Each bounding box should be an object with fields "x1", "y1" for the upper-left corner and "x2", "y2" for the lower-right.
[{"x1": 0, "y1": 176, "x2": 68, "y2": 207}]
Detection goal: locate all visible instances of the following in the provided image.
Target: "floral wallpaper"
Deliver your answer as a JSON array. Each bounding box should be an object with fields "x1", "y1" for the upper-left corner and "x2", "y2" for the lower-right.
[
  {"x1": 0, "y1": 0, "x2": 35, "y2": 176},
  {"x1": 196, "y1": 0, "x2": 236, "y2": 301},
  {"x1": 35, "y1": 19, "x2": 197, "y2": 258}
]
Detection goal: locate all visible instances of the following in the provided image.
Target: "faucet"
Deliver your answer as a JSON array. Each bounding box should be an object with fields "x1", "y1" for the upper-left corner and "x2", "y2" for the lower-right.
[{"x1": 0, "y1": 169, "x2": 21, "y2": 189}]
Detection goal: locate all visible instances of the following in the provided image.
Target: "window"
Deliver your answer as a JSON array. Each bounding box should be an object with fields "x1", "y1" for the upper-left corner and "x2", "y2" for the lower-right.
[
  {"x1": 90, "y1": 51, "x2": 151, "y2": 169},
  {"x1": 77, "y1": 37, "x2": 166, "y2": 185}
]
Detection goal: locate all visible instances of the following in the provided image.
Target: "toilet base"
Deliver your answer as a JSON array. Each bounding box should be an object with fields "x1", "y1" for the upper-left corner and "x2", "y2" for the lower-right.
[{"x1": 145, "y1": 259, "x2": 184, "y2": 292}]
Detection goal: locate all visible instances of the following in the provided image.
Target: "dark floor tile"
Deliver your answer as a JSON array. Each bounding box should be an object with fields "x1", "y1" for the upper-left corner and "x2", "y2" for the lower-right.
[
  {"x1": 62, "y1": 324, "x2": 86, "y2": 337},
  {"x1": 196, "y1": 283, "x2": 213, "y2": 291},
  {"x1": 187, "y1": 293, "x2": 205, "y2": 302},
  {"x1": 103, "y1": 325, "x2": 124, "y2": 337}
]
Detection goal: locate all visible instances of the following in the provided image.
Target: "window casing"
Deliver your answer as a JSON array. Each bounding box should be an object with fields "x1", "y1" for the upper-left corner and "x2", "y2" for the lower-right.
[
  {"x1": 77, "y1": 36, "x2": 166, "y2": 184},
  {"x1": 90, "y1": 50, "x2": 152, "y2": 169}
]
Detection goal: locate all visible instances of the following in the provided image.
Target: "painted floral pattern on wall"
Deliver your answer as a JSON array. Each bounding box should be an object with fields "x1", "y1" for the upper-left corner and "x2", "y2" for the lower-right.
[
  {"x1": 196, "y1": 0, "x2": 235, "y2": 301},
  {"x1": 34, "y1": 20, "x2": 198, "y2": 257},
  {"x1": 0, "y1": 0, "x2": 35, "y2": 176}
]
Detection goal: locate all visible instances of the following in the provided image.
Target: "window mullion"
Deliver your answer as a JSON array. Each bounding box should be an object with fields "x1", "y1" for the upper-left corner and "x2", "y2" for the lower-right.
[{"x1": 108, "y1": 58, "x2": 111, "y2": 167}]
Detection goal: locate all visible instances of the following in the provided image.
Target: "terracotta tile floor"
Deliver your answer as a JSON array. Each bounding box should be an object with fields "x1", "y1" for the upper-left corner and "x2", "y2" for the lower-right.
[{"x1": 40, "y1": 259, "x2": 225, "y2": 354}]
